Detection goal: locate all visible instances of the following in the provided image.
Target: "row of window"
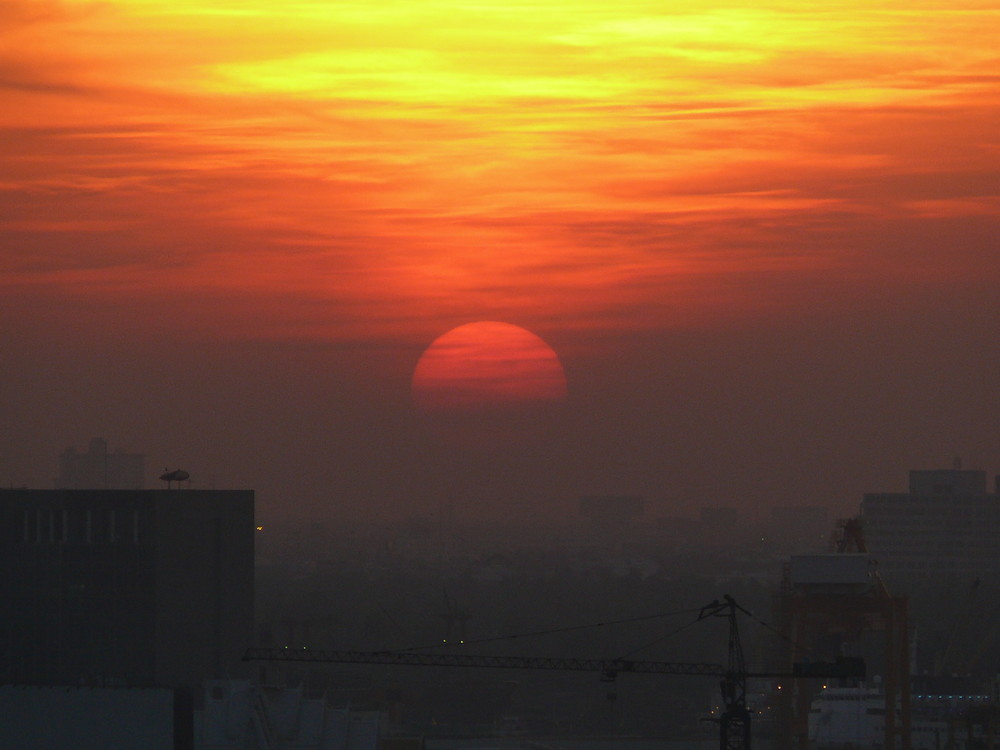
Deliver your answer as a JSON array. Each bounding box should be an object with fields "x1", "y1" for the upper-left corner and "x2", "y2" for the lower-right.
[{"x1": 22, "y1": 508, "x2": 142, "y2": 545}]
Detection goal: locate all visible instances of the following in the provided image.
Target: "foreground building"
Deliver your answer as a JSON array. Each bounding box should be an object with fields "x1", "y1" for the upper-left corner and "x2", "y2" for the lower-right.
[
  {"x1": 0, "y1": 681, "x2": 387, "y2": 750},
  {"x1": 0, "y1": 684, "x2": 178, "y2": 750},
  {"x1": 0, "y1": 488, "x2": 254, "y2": 689}
]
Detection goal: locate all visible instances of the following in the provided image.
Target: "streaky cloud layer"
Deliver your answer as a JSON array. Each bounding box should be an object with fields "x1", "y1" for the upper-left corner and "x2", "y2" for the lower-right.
[{"x1": 1, "y1": 0, "x2": 999, "y2": 349}]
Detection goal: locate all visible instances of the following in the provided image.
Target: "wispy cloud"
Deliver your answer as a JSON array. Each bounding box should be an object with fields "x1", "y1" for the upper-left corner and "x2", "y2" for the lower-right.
[{"x1": 1, "y1": 0, "x2": 998, "y2": 351}]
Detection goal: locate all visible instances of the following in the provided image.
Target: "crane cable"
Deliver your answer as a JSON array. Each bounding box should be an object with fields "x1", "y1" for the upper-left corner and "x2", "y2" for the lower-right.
[
  {"x1": 615, "y1": 602, "x2": 798, "y2": 665},
  {"x1": 615, "y1": 612, "x2": 705, "y2": 661},
  {"x1": 385, "y1": 605, "x2": 706, "y2": 653}
]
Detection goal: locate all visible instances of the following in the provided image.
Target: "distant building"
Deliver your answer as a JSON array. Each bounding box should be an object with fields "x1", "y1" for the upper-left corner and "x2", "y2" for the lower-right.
[
  {"x1": 56, "y1": 437, "x2": 145, "y2": 489},
  {"x1": 654, "y1": 515, "x2": 699, "y2": 539},
  {"x1": 769, "y1": 505, "x2": 830, "y2": 552},
  {"x1": 579, "y1": 495, "x2": 643, "y2": 526},
  {"x1": 0, "y1": 488, "x2": 254, "y2": 689},
  {"x1": 861, "y1": 467, "x2": 1000, "y2": 593},
  {"x1": 698, "y1": 506, "x2": 744, "y2": 536}
]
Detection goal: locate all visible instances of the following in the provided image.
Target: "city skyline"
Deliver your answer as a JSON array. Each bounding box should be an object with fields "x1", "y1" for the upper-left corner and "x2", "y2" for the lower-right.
[{"x1": 2, "y1": 0, "x2": 1000, "y2": 523}]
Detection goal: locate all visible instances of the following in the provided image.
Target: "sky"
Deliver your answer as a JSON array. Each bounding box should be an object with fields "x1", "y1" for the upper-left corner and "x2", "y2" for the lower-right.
[{"x1": 2, "y1": 0, "x2": 1000, "y2": 525}]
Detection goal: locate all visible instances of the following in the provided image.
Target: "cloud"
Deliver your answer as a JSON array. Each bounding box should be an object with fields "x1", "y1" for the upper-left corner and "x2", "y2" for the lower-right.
[{"x1": 1, "y1": 0, "x2": 999, "y2": 361}]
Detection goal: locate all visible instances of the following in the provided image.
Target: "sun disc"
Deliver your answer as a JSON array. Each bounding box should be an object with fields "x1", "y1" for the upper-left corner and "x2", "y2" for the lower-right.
[{"x1": 412, "y1": 321, "x2": 567, "y2": 414}]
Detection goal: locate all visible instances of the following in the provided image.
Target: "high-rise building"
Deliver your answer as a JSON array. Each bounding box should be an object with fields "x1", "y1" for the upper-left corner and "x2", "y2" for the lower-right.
[
  {"x1": 56, "y1": 437, "x2": 145, "y2": 490},
  {"x1": 860, "y1": 467, "x2": 1000, "y2": 593},
  {"x1": 0, "y1": 488, "x2": 254, "y2": 689}
]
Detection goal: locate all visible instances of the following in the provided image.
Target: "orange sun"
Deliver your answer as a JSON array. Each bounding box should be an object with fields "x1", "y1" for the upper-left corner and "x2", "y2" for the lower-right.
[{"x1": 412, "y1": 321, "x2": 568, "y2": 415}]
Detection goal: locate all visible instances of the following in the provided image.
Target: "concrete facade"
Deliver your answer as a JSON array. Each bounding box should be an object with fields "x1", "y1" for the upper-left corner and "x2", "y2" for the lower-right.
[
  {"x1": 0, "y1": 489, "x2": 254, "y2": 689},
  {"x1": 0, "y1": 685, "x2": 178, "y2": 750}
]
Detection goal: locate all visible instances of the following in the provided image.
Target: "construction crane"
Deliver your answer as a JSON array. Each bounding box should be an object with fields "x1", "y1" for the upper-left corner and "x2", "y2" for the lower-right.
[
  {"x1": 701, "y1": 596, "x2": 752, "y2": 750},
  {"x1": 439, "y1": 587, "x2": 471, "y2": 644},
  {"x1": 244, "y1": 595, "x2": 864, "y2": 750}
]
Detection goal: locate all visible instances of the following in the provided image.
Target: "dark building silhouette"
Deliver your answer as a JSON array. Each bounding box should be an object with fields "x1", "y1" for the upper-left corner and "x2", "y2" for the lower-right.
[
  {"x1": 861, "y1": 467, "x2": 1000, "y2": 594},
  {"x1": 56, "y1": 437, "x2": 145, "y2": 490},
  {"x1": 0, "y1": 489, "x2": 254, "y2": 689}
]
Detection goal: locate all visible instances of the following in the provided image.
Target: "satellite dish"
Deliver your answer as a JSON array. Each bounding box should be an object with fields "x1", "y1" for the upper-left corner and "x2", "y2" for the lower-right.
[{"x1": 159, "y1": 469, "x2": 190, "y2": 487}]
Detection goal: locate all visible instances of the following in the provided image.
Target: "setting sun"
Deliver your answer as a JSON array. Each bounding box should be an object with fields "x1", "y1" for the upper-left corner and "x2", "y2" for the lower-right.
[
  {"x1": 1, "y1": 0, "x2": 999, "y2": 522},
  {"x1": 412, "y1": 322, "x2": 568, "y2": 413}
]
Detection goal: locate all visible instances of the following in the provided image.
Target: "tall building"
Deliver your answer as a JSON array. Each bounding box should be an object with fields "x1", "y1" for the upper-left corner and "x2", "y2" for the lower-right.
[
  {"x1": 860, "y1": 467, "x2": 1000, "y2": 593},
  {"x1": 0, "y1": 488, "x2": 254, "y2": 689},
  {"x1": 56, "y1": 437, "x2": 145, "y2": 489}
]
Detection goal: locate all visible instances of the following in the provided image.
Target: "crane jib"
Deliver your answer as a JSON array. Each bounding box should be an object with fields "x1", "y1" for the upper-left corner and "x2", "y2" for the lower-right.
[
  {"x1": 242, "y1": 647, "x2": 726, "y2": 676},
  {"x1": 241, "y1": 650, "x2": 862, "y2": 680}
]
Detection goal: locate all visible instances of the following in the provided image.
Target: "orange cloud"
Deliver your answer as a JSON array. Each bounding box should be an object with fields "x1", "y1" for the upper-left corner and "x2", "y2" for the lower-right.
[{"x1": 1, "y1": 0, "x2": 999, "y2": 354}]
